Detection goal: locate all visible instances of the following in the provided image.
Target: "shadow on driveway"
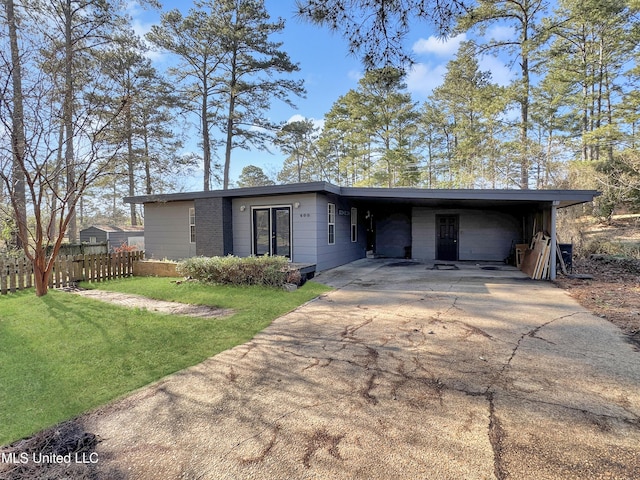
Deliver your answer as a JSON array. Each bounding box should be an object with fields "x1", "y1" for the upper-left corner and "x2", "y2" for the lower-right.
[{"x1": 74, "y1": 259, "x2": 640, "y2": 479}]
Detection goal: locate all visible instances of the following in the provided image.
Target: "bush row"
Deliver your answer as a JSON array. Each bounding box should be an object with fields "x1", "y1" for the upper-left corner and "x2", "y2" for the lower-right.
[{"x1": 177, "y1": 255, "x2": 301, "y2": 287}]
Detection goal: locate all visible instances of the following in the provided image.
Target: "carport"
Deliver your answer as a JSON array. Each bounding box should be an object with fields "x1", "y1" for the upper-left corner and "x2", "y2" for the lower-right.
[{"x1": 340, "y1": 188, "x2": 599, "y2": 280}]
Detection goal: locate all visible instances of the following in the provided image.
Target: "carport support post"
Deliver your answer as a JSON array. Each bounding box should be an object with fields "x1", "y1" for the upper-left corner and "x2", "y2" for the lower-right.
[{"x1": 550, "y1": 200, "x2": 559, "y2": 280}]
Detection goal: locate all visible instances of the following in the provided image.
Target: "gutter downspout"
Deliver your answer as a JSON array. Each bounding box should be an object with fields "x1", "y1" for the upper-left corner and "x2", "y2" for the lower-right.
[{"x1": 550, "y1": 201, "x2": 559, "y2": 280}]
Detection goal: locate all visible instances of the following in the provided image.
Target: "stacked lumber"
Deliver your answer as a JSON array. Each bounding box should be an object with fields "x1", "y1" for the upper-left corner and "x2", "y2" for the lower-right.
[{"x1": 520, "y1": 232, "x2": 552, "y2": 279}]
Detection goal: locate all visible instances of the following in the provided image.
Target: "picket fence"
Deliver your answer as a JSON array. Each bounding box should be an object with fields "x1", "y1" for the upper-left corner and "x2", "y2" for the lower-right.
[{"x1": 0, "y1": 251, "x2": 144, "y2": 295}]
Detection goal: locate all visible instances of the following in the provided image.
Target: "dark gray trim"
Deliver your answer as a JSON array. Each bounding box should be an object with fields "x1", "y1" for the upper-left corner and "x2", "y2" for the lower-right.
[
  {"x1": 125, "y1": 182, "x2": 340, "y2": 204},
  {"x1": 125, "y1": 182, "x2": 599, "y2": 209},
  {"x1": 194, "y1": 197, "x2": 233, "y2": 256},
  {"x1": 340, "y1": 187, "x2": 598, "y2": 208}
]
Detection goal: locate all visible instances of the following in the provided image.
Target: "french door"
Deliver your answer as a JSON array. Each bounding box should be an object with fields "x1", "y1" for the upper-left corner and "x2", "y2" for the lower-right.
[{"x1": 252, "y1": 206, "x2": 291, "y2": 258}]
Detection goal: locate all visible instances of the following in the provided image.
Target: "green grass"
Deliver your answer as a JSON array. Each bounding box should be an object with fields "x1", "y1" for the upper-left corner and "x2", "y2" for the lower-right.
[{"x1": 0, "y1": 278, "x2": 330, "y2": 445}]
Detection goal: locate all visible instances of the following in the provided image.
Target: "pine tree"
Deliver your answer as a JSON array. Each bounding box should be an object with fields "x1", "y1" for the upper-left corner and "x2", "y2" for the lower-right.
[
  {"x1": 275, "y1": 119, "x2": 320, "y2": 183},
  {"x1": 237, "y1": 165, "x2": 275, "y2": 187},
  {"x1": 94, "y1": 32, "x2": 186, "y2": 224},
  {"x1": 211, "y1": 0, "x2": 305, "y2": 189},
  {"x1": 147, "y1": 2, "x2": 226, "y2": 191},
  {"x1": 458, "y1": 0, "x2": 550, "y2": 189}
]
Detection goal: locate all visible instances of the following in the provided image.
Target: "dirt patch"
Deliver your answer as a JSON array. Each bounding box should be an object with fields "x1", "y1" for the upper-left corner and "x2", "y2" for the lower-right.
[
  {"x1": 555, "y1": 256, "x2": 640, "y2": 347},
  {"x1": 302, "y1": 428, "x2": 344, "y2": 469},
  {"x1": 67, "y1": 288, "x2": 234, "y2": 319}
]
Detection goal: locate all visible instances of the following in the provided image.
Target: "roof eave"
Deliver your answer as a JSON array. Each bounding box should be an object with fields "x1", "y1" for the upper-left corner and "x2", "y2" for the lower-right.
[
  {"x1": 124, "y1": 183, "x2": 599, "y2": 207},
  {"x1": 124, "y1": 181, "x2": 339, "y2": 204}
]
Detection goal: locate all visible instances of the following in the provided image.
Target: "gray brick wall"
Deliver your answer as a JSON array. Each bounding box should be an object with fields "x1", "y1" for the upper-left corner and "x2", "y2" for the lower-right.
[{"x1": 195, "y1": 197, "x2": 233, "y2": 257}]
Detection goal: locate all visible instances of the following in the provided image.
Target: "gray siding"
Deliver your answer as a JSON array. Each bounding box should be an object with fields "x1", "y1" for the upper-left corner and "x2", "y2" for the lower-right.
[
  {"x1": 80, "y1": 227, "x2": 107, "y2": 243},
  {"x1": 79, "y1": 227, "x2": 143, "y2": 250},
  {"x1": 195, "y1": 197, "x2": 233, "y2": 256},
  {"x1": 412, "y1": 207, "x2": 520, "y2": 262},
  {"x1": 232, "y1": 193, "x2": 318, "y2": 265},
  {"x1": 144, "y1": 201, "x2": 196, "y2": 260},
  {"x1": 107, "y1": 231, "x2": 144, "y2": 250},
  {"x1": 315, "y1": 194, "x2": 367, "y2": 271}
]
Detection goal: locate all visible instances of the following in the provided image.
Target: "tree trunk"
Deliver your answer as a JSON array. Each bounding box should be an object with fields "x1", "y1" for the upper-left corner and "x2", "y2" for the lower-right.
[
  {"x1": 224, "y1": 96, "x2": 234, "y2": 190},
  {"x1": 520, "y1": 30, "x2": 530, "y2": 189},
  {"x1": 49, "y1": 123, "x2": 65, "y2": 239},
  {"x1": 125, "y1": 91, "x2": 136, "y2": 225},
  {"x1": 143, "y1": 120, "x2": 152, "y2": 195},
  {"x1": 5, "y1": 0, "x2": 28, "y2": 249},
  {"x1": 223, "y1": 48, "x2": 238, "y2": 190},
  {"x1": 32, "y1": 251, "x2": 50, "y2": 297},
  {"x1": 64, "y1": 0, "x2": 77, "y2": 242},
  {"x1": 202, "y1": 73, "x2": 211, "y2": 191}
]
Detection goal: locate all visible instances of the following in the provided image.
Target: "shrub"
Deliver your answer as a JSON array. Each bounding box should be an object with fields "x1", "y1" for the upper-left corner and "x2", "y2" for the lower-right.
[
  {"x1": 582, "y1": 239, "x2": 640, "y2": 260},
  {"x1": 177, "y1": 255, "x2": 297, "y2": 287},
  {"x1": 113, "y1": 241, "x2": 138, "y2": 253}
]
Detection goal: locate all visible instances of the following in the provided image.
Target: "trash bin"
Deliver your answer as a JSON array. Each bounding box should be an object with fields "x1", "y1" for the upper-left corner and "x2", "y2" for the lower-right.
[{"x1": 559, "y1": 244, "x2": 573, "y2": 273}]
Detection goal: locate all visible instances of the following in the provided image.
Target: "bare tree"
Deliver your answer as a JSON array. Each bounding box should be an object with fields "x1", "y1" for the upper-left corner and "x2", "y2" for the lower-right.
[
  {"x1": 0, "y1": 0, "x2": 128, "y2": 296},
  {"x1": 3, "y1": 0, "x2": 27, "y2": 249}
]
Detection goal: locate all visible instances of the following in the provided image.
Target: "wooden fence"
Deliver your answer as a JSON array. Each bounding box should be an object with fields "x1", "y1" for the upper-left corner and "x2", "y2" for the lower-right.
[{"x1": 0, "y1": 251, "x2": 144, "y2": 295}]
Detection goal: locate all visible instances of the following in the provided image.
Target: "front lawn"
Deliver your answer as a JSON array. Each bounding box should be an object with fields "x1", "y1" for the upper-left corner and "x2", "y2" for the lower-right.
[{"x1": 0, "y1": 278, "x2": 330, "y2": 445}]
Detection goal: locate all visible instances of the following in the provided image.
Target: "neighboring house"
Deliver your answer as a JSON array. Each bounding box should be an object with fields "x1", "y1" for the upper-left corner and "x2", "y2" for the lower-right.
[
  {"x1": 80, "y1": 225, "x2": 145, "y2": 251},
  {"x1": 124, "y1": 182, "x2": 598, "y2": 280}
]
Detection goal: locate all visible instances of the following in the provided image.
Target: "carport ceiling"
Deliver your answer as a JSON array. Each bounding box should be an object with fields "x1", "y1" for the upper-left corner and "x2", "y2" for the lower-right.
[
  {"x1": 340, "y1": 187, "x2": 599, "y2": 209},
  {"x1": 344, "y1": 196, "x2": 550, "y2": 210},
  {"x1": 124, "y1": 181, "x2": 599, "y2": 210}
]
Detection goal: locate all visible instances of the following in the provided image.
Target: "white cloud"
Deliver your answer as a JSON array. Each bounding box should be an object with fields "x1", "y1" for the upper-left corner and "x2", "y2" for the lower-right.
[
  {"x1": 412, "y1": 33, "x2": 467, "y2": 57},
  {"x1": 478, "y1": 55, "x2": 513, "y2": 86},
  {"x1": 124, "y1": 2, "x2": 168, "y2": 63},
  {"x1": 347, "y1": 69, "x2": 363, "y2": 82},
  {"x1": 131, "y1": 18, "x2": 153, "y2": 38},
  {"x1": 406, "y1": 62, "x2": 449, "y2": 98},
  {"x1": 486, "y1": 25, "x2": 515, "y2": 42},
  {"x1": 287, "y1": 114, "x2": 325, "y2": 130}
]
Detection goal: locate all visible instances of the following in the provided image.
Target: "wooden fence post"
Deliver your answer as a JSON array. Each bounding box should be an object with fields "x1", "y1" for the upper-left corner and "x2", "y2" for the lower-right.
[
  {"x1": 1, "y1": 258, "x2": 7, "y2": 295},
  {"x1": 9, "y1": 257, "x2": 17, "y2": 293},
  {"x1": 0, "y1": 251, "x2": 143, "y2": 293}
]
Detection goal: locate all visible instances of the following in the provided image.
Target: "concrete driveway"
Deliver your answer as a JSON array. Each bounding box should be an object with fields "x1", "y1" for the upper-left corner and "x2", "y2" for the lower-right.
[{"x1": 84, "y1": 259, "x2": 640, "y2": 479}]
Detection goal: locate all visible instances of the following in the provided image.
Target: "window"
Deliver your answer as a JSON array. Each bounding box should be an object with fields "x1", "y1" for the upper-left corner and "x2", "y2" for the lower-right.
[
  {"x1": 351, "y1": 207, "x2": 357, "y2": 242},
  {"x1": 328, "y1": 203, "x2": 335, "y2": 245},
  {"x1": 89, "y1": 236, "x2": 97, "y2": 244},
  {"x1": 189, "y1": 207, "x2": 196, "y2": 243}
]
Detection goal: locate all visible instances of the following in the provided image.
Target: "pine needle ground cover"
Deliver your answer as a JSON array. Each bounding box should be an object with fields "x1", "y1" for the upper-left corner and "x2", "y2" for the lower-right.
[{"x1": 0, "y1": 278, "x2": 330, "y2": 445}]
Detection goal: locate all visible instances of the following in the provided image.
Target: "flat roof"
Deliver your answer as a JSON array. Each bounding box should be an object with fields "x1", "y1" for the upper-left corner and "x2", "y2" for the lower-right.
[
  {"x1": 124, "y1": 182, "x2": 599, "y2": 209},
  {"x1": 82, "y1": 225, "x2": 145, "y2": 233}
]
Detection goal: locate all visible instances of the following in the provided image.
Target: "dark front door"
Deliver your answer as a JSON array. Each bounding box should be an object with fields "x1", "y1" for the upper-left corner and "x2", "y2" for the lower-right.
[
  {"x1": 253, "y1": 207, "x2": 291, "y2": 258},
  {"x1": 436, "y1": 215, "x2": 458, "y2": 261}
]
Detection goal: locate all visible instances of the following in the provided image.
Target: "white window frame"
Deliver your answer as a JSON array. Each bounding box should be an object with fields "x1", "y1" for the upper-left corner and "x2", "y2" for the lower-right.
[
  {"x1": 189, "y1": 207, "x2": 196, "y2": 243},
  {"x1": 328, "y1": 203, "x2": 336, "y2": 245},
  {"x1": 351, "y1": 207, "x2": 357, "y2": 242}
]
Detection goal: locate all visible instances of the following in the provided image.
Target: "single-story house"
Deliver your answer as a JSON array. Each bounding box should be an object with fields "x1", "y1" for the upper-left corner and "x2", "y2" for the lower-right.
[
  {"x1": 80, "y1": 225, "x2": 145, "y2": 251},
  {"x1": 124, "y1": 182, "x2": 598, "y2": 280}
]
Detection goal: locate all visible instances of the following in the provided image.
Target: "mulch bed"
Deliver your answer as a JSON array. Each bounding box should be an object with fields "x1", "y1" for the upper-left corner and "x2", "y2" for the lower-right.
[{"x1": 0, "y1": 421, "x2": 98, "y2": 480}]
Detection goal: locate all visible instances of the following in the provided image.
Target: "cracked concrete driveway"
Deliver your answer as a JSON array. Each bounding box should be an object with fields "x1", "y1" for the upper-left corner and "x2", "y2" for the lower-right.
[{"x1": 83, "y1": 259, "x2": 640, "y2": 479}]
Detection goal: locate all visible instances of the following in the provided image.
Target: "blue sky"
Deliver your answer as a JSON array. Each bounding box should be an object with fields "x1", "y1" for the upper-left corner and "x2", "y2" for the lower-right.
[{"x1": 128, "y1": 0, "x2": 515, "y2": 189}]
